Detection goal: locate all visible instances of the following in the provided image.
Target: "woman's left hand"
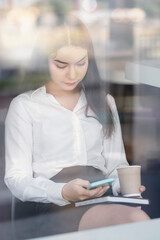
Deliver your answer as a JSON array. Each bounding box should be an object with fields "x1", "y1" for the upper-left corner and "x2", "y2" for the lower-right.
[
  {"x1": 117, "y1": 185, "x2": 146, "y2": 209},
  {"x1": 117, "y1": 185, "x2": 146, "y2": 195},
  {"x1": 139, "y1": 185, "x2": 146, "y2": 194}
]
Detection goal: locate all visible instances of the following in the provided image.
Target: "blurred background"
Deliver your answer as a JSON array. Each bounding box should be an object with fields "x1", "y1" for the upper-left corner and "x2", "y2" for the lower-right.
[{"x1": 0, "y1": 0, "x2": 160, "y2": 239}]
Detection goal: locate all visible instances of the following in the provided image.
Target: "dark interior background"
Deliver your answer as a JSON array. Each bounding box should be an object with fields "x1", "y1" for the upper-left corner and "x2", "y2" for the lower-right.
[{"x1": 1, "y1": 0, "x2": 160, "y2": 239}]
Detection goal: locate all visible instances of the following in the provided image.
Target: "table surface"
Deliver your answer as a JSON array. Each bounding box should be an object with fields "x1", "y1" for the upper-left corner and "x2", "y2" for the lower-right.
[{"x1": 29, "y1": 218, "x2": 160, "y2": 240}]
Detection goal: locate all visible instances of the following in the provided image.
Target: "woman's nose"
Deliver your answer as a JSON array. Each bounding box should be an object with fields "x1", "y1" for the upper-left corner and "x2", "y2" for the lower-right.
[{"x1": 68, "y1": 65, "x2": 76, "y2": 80}]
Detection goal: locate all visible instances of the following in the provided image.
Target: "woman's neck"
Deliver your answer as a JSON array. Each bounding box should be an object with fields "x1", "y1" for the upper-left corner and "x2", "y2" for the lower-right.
[{"x1": 45, "y1": 81, "x2": 81, "y2": 97}]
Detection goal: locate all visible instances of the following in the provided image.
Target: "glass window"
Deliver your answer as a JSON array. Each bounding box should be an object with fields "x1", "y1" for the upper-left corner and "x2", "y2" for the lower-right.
[{"x1": 0, "y1": 1, "x2": 159, "y2": 239}]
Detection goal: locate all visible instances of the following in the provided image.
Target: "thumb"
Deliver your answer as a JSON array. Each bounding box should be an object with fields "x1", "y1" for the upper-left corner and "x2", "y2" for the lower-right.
[
  {"x1": 117, "y1": 188, "x2": 121, "y2": 193},
  {"x1": 75, "y1": 178, "x2": 90, "y2": 188}
]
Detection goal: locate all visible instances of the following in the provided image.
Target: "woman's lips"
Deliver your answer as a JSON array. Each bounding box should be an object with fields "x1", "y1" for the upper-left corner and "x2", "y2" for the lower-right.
[{"x1": 64, "y1": 82, "x2": 76, "y2": 86}]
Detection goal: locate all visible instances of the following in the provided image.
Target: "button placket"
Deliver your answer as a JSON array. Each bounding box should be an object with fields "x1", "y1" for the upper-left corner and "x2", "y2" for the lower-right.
[{"x1": 72, "y1": 112, "x2": 87, "y2": 165}]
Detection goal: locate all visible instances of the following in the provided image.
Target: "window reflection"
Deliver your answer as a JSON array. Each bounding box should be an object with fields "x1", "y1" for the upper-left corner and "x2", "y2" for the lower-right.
[{"x1": 0, "y1": 1, "x2": 160, "y2": 239}]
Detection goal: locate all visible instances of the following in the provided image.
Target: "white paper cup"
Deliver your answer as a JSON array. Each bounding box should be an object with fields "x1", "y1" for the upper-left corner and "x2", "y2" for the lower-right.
[{"x1": 117, "y1": 165, "x2": 141, "y2": 197}]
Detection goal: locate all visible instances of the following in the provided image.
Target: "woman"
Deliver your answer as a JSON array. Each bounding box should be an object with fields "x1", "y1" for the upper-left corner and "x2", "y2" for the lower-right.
[{"x1": 4, "y1": 15, "x2": 149, "y2": 238}]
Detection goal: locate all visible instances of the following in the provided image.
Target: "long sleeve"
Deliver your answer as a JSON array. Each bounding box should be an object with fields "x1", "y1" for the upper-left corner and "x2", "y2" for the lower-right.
[
  {"x1": 102, "y1": 95, "x2": 129, "y2": 196},
  {"x1": 4, "y1": 97, "x2": 70, "y2": 206}
]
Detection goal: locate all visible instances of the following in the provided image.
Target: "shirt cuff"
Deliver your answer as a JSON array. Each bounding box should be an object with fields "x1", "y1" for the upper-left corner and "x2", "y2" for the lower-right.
[
  {"x1": 112, "y1": 178, "x2": 120, "y2": 196},
  {"x1": 47, "y1": 182, "x2": 71, "y2": 206}
]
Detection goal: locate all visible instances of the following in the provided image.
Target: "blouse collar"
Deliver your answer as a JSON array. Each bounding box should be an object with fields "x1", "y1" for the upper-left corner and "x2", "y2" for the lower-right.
[{"x1": 31, "y1": 85, "x2": 87, "y2": 112}]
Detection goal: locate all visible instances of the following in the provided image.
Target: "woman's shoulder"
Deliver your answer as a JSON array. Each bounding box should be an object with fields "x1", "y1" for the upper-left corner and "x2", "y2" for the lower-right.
[
  {"x1": 105, "y1": 93, "x2": 114, "y2": 101},
  {"x1": 105, "y1": 94, "x2": 119, "y2": 123},
  {"x1": 10, "y1": 91, "x2": 34, "y2": 109},
  {"x1": 11, "y1": 86, "x2": 43, "y2": 105},
  {"x1": 105, "y1": 94, "x2": 116, "y2": 108},
  {"x1": 14, "y1": 90, "x2": 34, "y2": 100},
  {"x1": 8, "y1": 87, "x2": 44, "y2": 115},
  {"x1": 6, "y1": 87, "x2": 44, "y2": 122}
]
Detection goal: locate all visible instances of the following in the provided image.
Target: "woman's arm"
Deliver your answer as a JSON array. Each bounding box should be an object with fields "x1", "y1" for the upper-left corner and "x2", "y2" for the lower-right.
[{"x1": 4, "y1": 97, "x2": 69, "y2": 206}]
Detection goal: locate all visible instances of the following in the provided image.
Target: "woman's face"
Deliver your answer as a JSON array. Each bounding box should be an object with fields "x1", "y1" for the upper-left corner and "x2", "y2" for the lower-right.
[{"x1": 48, "y1": 45, "x2": 88, "y2": 91}]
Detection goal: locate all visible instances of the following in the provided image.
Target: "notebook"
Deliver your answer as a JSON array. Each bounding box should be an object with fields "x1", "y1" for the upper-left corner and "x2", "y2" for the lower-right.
[{"x1": 75, "y1": 195, "x2": 150, "y2": 207}]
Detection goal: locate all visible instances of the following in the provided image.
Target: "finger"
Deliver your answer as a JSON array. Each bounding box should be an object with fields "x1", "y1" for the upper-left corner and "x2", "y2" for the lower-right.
[
  {"x1": 93, "y1": 185, "x2": 110, "y2": 198},
  {"x1": 103, "y1": 185, "x2": 110, "y2": 192},
  {"x1": 96, "y1": 186, "x2": 110, "y2": 197},
  {"x1": 90, "y1": 186, "x2": 103, "y2": 196},
  {"x1": 137, "y1": 195, "x2": 142, "y2": 199},
  {"x1": 84, "y1": 186, "x2": 103, "y2": 197},
  {"x1": 117, "y1": 188, "x2": 121, "y2": 193},
  {"x1": 139, "y1": 185, "x2": 146, "y2": 193},
  {"x1": 102, "y1": 185, "x2": 110, "y2": 194},
  {"x1": 95, "y1": 188, "x2": 106, "y2": 197},
  {"x1": 75, "y1": 178, "x2": 90, "y2": 188}
]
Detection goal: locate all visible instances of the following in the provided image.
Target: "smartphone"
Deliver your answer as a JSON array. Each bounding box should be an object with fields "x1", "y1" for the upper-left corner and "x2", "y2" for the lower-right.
[{"x1": 87, "y1": 178, "x2": 115, "y2": 190}]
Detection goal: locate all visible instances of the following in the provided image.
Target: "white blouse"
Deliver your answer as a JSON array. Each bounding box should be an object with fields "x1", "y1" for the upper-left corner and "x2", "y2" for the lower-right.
[{"x1": 4, "y1": 86, "x2": 128, "y2": 206}]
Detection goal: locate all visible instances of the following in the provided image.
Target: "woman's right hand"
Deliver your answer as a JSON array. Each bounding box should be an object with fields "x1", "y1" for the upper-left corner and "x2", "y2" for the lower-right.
[{"x1": 62, "y1": 178, "x2": 110, "y2": 202}]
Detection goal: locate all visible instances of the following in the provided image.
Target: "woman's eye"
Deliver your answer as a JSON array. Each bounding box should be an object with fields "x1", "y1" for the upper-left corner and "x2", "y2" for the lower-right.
[
  {"x1": 54, "y1": 62, "x2": 86, "y2": 68},
  {"x1": 77, "y1": 62, "x2": 86, "y2": 66},
  {"x1": 55, "y1": 65, "x2": 67, "y2": 69}
]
